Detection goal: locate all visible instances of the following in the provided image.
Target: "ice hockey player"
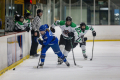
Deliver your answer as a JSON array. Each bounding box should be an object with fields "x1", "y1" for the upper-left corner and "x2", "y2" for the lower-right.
[
  {"x1": 34, "y1": 24, "x2": 70, "y2": 67},
  {"x1": 50, "y1": 16, "x2": 78, "y2": 64},
  {"x1": 73, "y1": 22, "x2": 96, "y2": 59},
  {"x1": 14, "y1": 14, "x2": 30, "y2": 32}
]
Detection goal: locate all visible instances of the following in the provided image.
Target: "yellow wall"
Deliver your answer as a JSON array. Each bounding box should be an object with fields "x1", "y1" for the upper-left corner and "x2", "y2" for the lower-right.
[
  {"x1": 32, "y1": 0, "x2": 36, "y2": 4},
  {"x1": 14, "y1": 0, "x2": 24, "y2": 4},
  {"x1": 0, "y1": 0, "x2": 5, "y2": 29}
]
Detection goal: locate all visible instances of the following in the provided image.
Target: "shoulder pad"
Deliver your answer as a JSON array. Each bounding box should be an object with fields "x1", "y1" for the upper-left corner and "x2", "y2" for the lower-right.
[
  {"x1": 70, "y1": 22, "x2": 76, "y2": 28},
  {"x1": 60, "y1": 20, "x2": 65, "y2": 25},
  {"x1": 85, "y1": 26, "x2": 89, "y2": 30}
]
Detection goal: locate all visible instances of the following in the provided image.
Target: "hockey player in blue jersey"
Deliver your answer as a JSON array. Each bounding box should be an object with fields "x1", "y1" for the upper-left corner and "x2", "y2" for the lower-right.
[{"x1": 34, "y1": 24, "x2": 70, "y2": 67}]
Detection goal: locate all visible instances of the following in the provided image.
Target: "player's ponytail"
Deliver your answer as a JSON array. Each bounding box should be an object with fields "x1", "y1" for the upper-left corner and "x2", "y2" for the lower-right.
[{"x1": 46, "y1": 28, "x2": 50, "y2": 32}]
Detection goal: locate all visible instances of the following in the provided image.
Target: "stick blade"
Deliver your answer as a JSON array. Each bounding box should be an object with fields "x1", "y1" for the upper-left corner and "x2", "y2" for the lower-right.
[
  {"x1": 90, "y1": 58, "x2": 92, "y2": 61},
  {"x1": 75, "y1": 65, "x2": 83, "y2": 68}
]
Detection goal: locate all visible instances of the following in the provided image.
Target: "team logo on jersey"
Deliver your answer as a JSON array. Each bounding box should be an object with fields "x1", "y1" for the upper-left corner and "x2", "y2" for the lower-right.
[{"x1": 63, "y1": 30, "x2": 69, "y2": 35}]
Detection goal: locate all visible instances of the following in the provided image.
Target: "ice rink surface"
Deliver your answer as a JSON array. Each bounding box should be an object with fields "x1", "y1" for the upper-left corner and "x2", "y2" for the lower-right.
[{"x1": 0, "y1": 41, "x2": 120, "y2": 80}]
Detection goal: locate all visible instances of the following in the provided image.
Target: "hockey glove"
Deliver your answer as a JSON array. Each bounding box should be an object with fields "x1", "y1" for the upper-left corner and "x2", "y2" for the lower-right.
[
  {"x1": 50, "y1": 27, "x2": 55, "y2": 33},
  {"x1": 39, "y1": 40, "x2": 43, "y2": 45},
  {"x1": 26, "y1": 27, "x2": 30, "y2": 32},
  {"x1": 84, "y1": 37, "x2": 87, "y2": 42},
  {"x1": 92, "y1": 31, "x2": 96, "y2": 37}
]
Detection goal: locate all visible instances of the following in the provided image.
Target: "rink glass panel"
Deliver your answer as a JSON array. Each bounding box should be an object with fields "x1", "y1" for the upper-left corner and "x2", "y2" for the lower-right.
[
  {"x1": 110, "y1": 0, "x2": 120, "y2": 25},
  {"x1": 95, "y1": 0, "x2": 108, "y2": 25},
  {"x1": 7, "y1": 35, "x2": 23, "y2": 66},
  {"x1": 71, "y1": 1, "x2": 81, "y2": 25},
  {"x1": 55, "y1": 0, "x2": 60, "y2": 21},
  {"x1": 61, "y1": 0, "x2": 70, "y2": 21}
]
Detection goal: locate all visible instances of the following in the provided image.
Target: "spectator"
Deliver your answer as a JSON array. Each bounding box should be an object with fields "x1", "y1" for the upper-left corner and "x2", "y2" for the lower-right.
[
  {"x1": 24, "y1": 4, "x2": 32, "y2": 17},
  {"x1": 14, "y1": 14, "x2": 30, "y2": 32},
  {"x1": 23, "y1": 13, "x2": 32, "y2": 31}
]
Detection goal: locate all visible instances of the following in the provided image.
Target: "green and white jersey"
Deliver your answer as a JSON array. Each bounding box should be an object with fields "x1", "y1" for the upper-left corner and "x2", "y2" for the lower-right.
[
  {"x1": 75, "y1": 25, "x2": 95, "y2": 43},
  {"x1": 51, "y1": 20, "x2": 78, "y2": 39},
  {"x1": 15, "y1": 21, "x2": 25, "y2": 30},
  {"x1": 23, "y1": 19, "x2": 32, "y2": 29}
]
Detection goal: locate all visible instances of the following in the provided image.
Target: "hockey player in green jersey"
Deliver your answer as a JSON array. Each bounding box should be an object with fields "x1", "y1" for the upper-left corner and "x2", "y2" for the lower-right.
[
  {"x1": 14, "y1": 14, "x2": 30, "y2": 32},
  {"x1": 50, "y1": 16, "x2": 78, "y2": 64},
  {"x1": 24, "y1": 13, "x2": 32, "y2": 30},
  {"x1": 73, "y1": 22, "x2": 96, "y2": 59}
]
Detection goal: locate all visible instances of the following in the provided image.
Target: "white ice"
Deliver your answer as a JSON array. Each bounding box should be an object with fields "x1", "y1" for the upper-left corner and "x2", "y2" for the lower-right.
[{"x1": 0, "y1": 41, "x2": 120, "y2": 80}]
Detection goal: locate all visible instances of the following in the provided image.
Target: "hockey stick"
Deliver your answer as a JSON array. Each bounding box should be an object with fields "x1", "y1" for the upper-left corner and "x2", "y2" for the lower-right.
[
  {"x1": 70, "y1": 39, "x2": 76, "y2": 65},
  {"x1": 70, "y1": 38, "x2": 83, "y2": 68},
  {"x1": 33, "y1": 53, "x2": 41, "y2": 69},
  {"x1": 90, "y1": 37, "x2": 95, "y2": 61},
  {"x1": 36, "y1": 54, "x2": 41, "y2": 68}
]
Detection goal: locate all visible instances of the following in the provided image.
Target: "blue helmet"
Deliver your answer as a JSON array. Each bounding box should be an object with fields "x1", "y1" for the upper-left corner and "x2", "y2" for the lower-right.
[
  {"x1": 44, "y1": 24, "x2": 49, "y2": 28},
  {"x1": 39, "y1": 25, "x2": 46, "y2": 31}
]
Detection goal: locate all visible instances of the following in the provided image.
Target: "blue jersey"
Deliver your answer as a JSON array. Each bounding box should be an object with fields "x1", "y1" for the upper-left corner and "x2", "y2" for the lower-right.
[{"x1": 36, "y1": 30, "x2": 58, "y2": 45}]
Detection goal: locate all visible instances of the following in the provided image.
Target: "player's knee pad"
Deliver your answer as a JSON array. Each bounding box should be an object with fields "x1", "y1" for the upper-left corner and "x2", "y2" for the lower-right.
[
  {"x1": 59, "y1": 45, "x2": 65, "y2": 52},
  {"x1": 63, "y1": 50, "x2": 69, "y2": 57},
  {"x1": 55, "y1": 51, "x2": 61, "y2": 55},
  {"x1": 40, "y1": 53, "x2": 46, "y2": 58},
  {"x1": 81, "y1": 45, "x2": 86, "y2": 50},
  {"x1": 61, "y1": 55, "x2": 66, "y2": 60},
  {"x1": 80, "y1": 41, "x2": 86, "y2": 47},
  {"x1": 65, "y1": 44, "x2": 72, "y2": 51},
  {"x1": 82, "y1": 50, "x2": 86, "y2": 53},
  {"x1": 41, "y1": 47, "x2": 47, "y2": 53}
]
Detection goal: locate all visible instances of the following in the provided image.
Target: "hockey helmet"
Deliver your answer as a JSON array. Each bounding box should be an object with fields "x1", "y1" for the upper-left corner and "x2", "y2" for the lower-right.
[{"x1": 39, "y1": 25, "x2": 46, "y2": 31}]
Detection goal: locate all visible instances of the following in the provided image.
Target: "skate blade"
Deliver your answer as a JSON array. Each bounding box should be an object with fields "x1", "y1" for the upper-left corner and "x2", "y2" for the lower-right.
[
  {"x1": 40, "y1": 66, "x2": 43, "y2": 68},
  {"x1": 33, "y1": 66, "x2": 38, "y2": 68},
  {"x1": 75, "y1": 65, "x2": 83, "y2": 68},
  {"x1": 66, "y1": 64, "x2": 70, "y2": 67},
  {"x1": 33, "y1": 66, "x2": 43, "y2": 69},
  {"x1": 84, "y1": 58, "x2": 87, "y2": 60},
  {"x1": 57, "y1": 62, "x2": 63, "y2": 65},
  {"x1": 57, "y1": 63, "x2": 62, "y2": 65}
]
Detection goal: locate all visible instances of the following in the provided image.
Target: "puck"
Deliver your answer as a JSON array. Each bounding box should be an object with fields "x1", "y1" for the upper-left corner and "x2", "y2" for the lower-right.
[
  {"x1": 90, "y1": 59, "x2": 92, "y2": 61},
  {"x1": 13, "y1": 68, "x2": 15, "y2": 70}
]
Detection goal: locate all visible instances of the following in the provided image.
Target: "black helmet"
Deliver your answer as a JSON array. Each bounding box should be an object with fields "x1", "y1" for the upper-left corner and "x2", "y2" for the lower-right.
[
  {"x1": 80, "y1": 22, "x2": 86, "y2": 32},
  {"x1": 25, "y1": 13, "x2": 31, "y2": 18},
  {"x1": 37, "y1": 9, "x2": 43, "y2": 14},
  {"x1": 66, "y1": 16, "x2": 72, "y2": 21},
  {"x1": 80, "y1": 22, "x2": 86, "y2": 27},
  {"x1": 15, "y1": 14, "x2": 24, "y2": 21}
]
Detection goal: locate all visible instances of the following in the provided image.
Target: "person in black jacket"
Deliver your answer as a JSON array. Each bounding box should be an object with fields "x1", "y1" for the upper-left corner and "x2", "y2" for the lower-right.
[{"x1": 24, "y1": 4, "x2": 32, "y2": 17}]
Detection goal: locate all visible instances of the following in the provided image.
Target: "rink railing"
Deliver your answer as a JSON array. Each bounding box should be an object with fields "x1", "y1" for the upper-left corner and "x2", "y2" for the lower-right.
[{"x1": 0, "y1": 31, "x2": 41, "y2": 76}]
